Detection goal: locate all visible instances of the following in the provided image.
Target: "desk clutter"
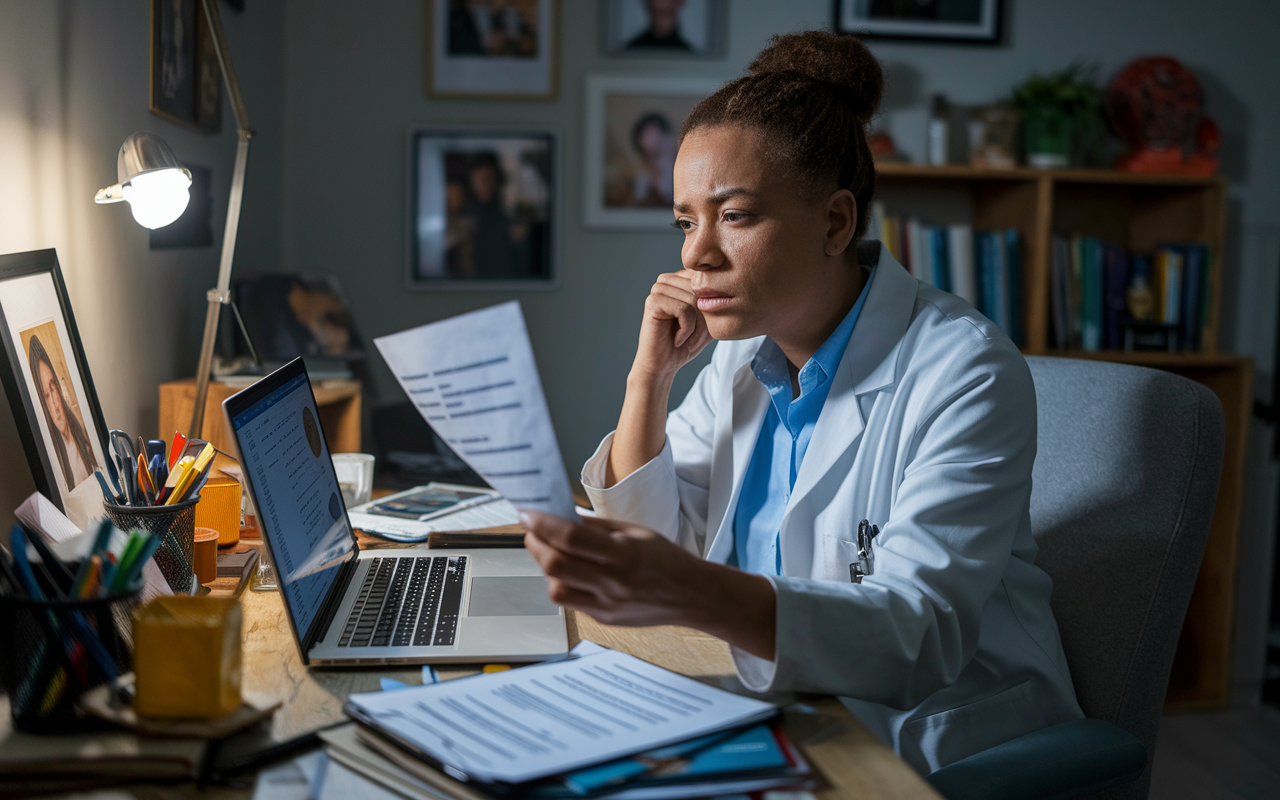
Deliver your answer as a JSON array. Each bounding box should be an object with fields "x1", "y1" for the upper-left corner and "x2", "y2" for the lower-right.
[{"x1": 254, "y1": 642, "x2": 824, "y2": 800}]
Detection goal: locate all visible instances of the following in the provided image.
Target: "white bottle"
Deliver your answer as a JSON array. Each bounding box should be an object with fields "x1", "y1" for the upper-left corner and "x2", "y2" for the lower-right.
[{"x1": 928, "y1": 95, "x2": 950, "y2": 166}]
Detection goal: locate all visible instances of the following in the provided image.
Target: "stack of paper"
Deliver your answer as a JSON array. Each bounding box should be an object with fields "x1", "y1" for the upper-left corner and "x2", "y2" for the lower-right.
[{"x1": 331, "y1": 643, "x2": 814, "y2": 800}]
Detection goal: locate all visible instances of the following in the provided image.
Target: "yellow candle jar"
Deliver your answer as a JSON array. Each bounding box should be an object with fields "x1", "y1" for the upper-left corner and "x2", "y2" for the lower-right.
[{"x1": 132, "y1": 596, "x2": 242, "y2": 719}]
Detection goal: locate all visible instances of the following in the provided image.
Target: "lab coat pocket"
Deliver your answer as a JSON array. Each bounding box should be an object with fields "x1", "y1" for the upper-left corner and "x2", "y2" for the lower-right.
[
  {"x1": 816, "y1": 534, "x2": 863, "y2": 582},
  {"x1": 902, "y1": 679, "x2": 1039, "y2": 773}
]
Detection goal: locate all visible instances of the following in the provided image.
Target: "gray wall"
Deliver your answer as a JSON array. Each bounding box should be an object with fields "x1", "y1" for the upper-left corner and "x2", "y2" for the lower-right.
[{"x1": 0, "y1": 0, "x2": 287, "y2": 523}]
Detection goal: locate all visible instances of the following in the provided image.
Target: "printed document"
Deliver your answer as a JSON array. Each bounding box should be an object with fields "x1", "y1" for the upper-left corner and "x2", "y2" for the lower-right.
[
  {"x1": 374, "y1": 302, "x2": 577, "y2": 519},
  {"x1": 344, "y1": 647, "x2": 776, "y2": 784}
]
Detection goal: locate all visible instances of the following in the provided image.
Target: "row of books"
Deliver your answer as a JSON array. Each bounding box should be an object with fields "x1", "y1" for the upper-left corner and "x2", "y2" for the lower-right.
[
  {"x1": 1050, "y1": 236, "x2": 1210, "y2": 352},
  {"x1": 869, "y1": 203, "x2": 1024, "y2": 345}
]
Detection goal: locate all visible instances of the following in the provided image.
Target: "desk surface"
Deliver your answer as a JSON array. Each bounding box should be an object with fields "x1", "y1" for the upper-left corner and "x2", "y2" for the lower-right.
[
  {"x1": 35, "y1": 551, "x2": 939, "y2": 800},
  {"x1": 229, "y1": 581, "x2": 940, "y2": 800}
]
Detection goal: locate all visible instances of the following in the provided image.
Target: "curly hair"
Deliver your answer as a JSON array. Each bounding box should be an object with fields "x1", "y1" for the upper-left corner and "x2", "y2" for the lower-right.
[{"x1": 680, "y1": 30, "x2": 884, "y2": 240}]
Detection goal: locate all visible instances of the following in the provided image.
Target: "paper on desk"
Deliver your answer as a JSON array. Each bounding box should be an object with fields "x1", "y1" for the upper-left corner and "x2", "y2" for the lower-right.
[
  {"x1": 15, "y1": 491, "x2": 82, "y2": 543},
  {"x1": 375, "y1": 302, "x2": 577, "y2": 520},
  {"x1": 345, "y1": 646, "x2": 777, "y2": 784},
  {"x1": 347, "y1": 499, "x2": 520, "y2": 543}
]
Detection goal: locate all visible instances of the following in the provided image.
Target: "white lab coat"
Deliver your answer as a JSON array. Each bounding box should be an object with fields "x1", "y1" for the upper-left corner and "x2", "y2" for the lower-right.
[{"x1": 582, "y1": 243, "x2": 1083, "y2": 775}]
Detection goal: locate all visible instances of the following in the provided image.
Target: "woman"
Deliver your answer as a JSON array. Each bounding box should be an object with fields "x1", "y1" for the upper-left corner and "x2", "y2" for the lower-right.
[
  {"x1": 28, "y1": 334, "x2": 97, "y2": 489},
  {"x1": 522, "y1": 31, "x2": 1082, "y2": 774}
]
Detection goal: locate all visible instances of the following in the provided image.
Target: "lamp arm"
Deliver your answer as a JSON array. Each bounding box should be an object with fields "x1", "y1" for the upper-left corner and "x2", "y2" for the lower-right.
[
  {"x1": 199, "y1": 0, "x2": 249, "y2": 134},
  {"x1": 187, "y1": 0, "x2": 252, "y2": 440}
]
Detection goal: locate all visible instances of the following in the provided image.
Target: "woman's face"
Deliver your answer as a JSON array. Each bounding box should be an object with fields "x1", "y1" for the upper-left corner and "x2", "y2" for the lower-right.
[
  {"x1": 672, "y1": 125, "x2": 851, "y2": 345},
  {"x1": 38, "y1": 360, "x2": 68, "y2": 435}
]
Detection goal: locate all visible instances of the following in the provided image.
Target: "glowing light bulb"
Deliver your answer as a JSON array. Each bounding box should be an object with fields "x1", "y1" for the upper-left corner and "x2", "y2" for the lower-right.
[{"x1": 121, "y1": 168, "x2": 192, "y2": 229}]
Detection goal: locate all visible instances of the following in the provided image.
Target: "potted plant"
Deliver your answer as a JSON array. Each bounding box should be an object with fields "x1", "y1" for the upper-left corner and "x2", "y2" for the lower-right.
[{"x1": 1013, "y1": 63, "x2": 1102, "y2": 168}]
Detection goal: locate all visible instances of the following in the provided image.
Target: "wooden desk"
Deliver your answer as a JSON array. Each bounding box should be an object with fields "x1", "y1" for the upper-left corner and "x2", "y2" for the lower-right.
[
  {"x1": 225, "y1": 581, "x2": 940, "y2": 800},
  {"x1": 35, "y1": 547, "x2": 938, "y2": 800}
]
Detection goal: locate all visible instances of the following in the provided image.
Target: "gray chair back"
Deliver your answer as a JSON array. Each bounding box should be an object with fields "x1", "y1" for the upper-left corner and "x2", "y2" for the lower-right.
[{"x1": 1025, "y1": 357, "x2": 1224, "y2": 800}]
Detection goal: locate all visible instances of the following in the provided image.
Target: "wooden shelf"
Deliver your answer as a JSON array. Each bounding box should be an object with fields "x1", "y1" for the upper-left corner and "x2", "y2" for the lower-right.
[
  {"x1": 877, "y1": 163, "x2": 1243, "y2": 710},
  {"x1": 876, "y1": 162, "x2": 1224, "y2": 187}
]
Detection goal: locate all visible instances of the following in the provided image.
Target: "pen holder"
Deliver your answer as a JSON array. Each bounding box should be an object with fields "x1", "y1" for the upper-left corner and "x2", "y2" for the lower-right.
[
  {"x1": 0, "y1": 588, "x2": 141, "y2": 733},
  {"x1": 103, "y1": 497, "x2": 200, "y2": 594}
]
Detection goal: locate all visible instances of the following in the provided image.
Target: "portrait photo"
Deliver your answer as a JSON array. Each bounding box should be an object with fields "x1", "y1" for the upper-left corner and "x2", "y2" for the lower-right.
[
  {"x1": 409, "y1": 129, "x2": 557, "y2": 289},
  {"x1": 150, "y1": 0, "x2": 222, "y2": 132},
  {"x1": 427, "y1": 0, "x2": 559, "y2": 99},
  {"x1": 833, "y1": 0, "x2": 1002, "y2": 43},
  {"x1": 0, "y1": 250, "x2": 110, "y2": 530},
  {"x1": 583, "y1": 76, "x2": 717, "y2": 228},
  {"x1": 602, "y1": 0, "x2": 726, "y2": 58}
]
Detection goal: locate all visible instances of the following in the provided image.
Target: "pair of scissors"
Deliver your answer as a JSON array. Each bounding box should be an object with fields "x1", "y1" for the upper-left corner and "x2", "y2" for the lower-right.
[{"x1": 109, "y1": 430, "x2": 138, "y2": 505}]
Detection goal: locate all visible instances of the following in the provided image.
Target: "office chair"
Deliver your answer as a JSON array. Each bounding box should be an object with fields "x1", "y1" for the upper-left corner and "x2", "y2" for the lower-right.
[{"x1": 927, "y1": 357, "x2": 1225, "y2": 800}]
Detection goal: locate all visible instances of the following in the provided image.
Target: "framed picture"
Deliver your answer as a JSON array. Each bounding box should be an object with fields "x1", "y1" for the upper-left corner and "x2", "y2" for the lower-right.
[
  {"x1": 833, "y1": 0, "x2": 1002, "y2": 44},
  {"x1": 601, "y1": 0, "x2": 726, "y2": 59},
  {"x1": 425, "y1": 0, "x2": 559, "y2": 100},
  {"x1": 0, "y1": 250, "x2": 110, "y2": 530},
  {"x1": 408, "y1": 128, "x2": 558, "y2": 290},
  {"x1": 583, "y1": 75, "x2": 717, "y2": 229},
  {"x1": 150, "y1": 0, "x2": 222, "y2": 132}
]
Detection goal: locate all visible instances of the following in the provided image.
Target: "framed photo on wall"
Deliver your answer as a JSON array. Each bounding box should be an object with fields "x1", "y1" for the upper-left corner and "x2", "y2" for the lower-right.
[
  {"x1": 833, "y1": 0, "x2": 1002, "y2": 44},
  {"x1": 0, "y1": 250, "x2": 111, "y2": 530},
  {"x1": 408, "y1": 128, "x2": 558, "y2": 290},
  {"x1": 425, "y1": 0, "x2": 559, "y2": 99},
  {"x1": 150, "y1": 0, "x2": 222, "y2": 132},
  {"x1": 583, "y1": 75, "x2": 717, "y2": 229},
  {"x1": 601, "y1": 0, "x2": 726, "y2": 59}
]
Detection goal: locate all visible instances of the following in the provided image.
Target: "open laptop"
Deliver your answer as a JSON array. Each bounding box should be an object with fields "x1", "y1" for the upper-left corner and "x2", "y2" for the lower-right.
[{"x1": 223, "y1": 357, "x2": 567, "y2": 666}]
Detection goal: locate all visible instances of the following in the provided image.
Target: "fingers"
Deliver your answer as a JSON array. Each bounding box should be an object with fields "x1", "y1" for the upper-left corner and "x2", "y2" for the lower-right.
[
  {"x1": 525, "y1": 532, "x2": 616, "y2": 594},
  {"x1": 520, "y1": 511, "x2": 624, "y2": 564},
  {"x1": 646, "y1": 286, "x2": 701, "y2": 349}
]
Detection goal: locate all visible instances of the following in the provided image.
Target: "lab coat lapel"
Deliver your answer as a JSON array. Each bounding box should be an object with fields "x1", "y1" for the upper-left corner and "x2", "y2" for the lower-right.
[
  {"x1": 705, "y1": 358, "x2": 770, "y2": 565},
  {"x1": 785, "y1": 246, "x2": 919, "y2": 520}
]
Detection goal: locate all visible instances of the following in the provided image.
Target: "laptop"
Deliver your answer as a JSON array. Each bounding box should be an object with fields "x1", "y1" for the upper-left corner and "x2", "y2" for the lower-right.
[{"x1": 223, "y1": 357, "x2": 568, "y2": 666}]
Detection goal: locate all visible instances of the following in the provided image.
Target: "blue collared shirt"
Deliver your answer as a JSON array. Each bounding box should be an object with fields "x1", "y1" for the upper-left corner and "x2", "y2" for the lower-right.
[{"x1": 732, "y1": 266, "x2": 877, "y2": 575}]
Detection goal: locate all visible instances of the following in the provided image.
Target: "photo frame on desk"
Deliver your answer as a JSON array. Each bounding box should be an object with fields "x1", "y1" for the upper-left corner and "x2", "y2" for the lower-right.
[
  {"x1": 0, "y1": 250, "x2": 111, "y2": 529},
  {"x1": 407, "y1": 126, "x2": 559, "y2": 290}
]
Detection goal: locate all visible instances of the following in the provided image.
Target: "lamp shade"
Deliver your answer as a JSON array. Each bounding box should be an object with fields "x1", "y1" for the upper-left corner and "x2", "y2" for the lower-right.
[{"x1": 94, "y1": 131, "x2": 192, "y2": 229}]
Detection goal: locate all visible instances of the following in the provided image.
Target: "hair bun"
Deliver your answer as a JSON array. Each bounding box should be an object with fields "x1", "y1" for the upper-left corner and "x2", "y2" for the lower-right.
[{"x1": 747, "y1": 31, "x2": 883, "y2": 124}]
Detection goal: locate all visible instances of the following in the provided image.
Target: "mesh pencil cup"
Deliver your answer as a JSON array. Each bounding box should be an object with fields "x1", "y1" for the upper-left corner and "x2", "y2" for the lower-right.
[
  {"x1": 103, "y1": 496, "x2": 200, "y2": 593},
  {"x1": 0, "y1": 587, "x2": 141, "y2": 733}
]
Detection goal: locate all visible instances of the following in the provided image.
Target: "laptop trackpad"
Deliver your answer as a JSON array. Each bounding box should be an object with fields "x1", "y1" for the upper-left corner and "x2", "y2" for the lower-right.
[{"x1": 468, "y1": 576, "x2": 559, "y2": 617}]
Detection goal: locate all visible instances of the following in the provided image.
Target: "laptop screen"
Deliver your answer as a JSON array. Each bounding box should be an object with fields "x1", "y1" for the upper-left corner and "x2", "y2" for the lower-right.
[{"x1": 229, "y1": 369, "x2": 353, "y2": 637}]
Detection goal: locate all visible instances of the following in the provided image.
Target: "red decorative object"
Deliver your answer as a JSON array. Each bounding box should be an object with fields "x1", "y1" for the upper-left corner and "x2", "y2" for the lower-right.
[
  {"x1": 1106, "y1": 56, "x2": 1220, "y2": 175},
  {"x1": 869, "y1": 129, "x2": 903, "y2": 162}
]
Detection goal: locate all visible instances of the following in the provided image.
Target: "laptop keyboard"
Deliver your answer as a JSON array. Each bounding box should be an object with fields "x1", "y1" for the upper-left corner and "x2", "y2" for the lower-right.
[{"x1": 337, "y1": 555, "x2": 467, "y2": 648}]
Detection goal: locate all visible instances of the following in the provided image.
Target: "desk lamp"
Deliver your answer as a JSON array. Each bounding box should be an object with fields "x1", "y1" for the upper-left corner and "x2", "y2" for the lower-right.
[{"x1": 94, "y1": 0, "x2": 250, "y2": 440}]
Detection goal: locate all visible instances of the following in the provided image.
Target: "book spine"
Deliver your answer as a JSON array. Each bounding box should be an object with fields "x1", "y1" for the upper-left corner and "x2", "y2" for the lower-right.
[
  {"x1": 1103, "y1": 243, "x2": 1130, "y2": 351},
  {"x1": 948, "y1": 224, "x2": 977, "y2": 306},
  {"x1": 1005, "y1": 229, "x2": 1022, "y2": 346},
  {"x1": 1181, "y1": 244, "x2": 1204, "y2": 351},
  {"x1": 933, "y1": 226, "x2": 950, "y2": 292},
  {"x1": 1069, "y1": 236, "x2": 1083, "y2": 348},
  {"x1": 1051, "y1": 235, "x2": 1069, "y2": 349},
  {"x1": 1081, "y1": 238, "x2": 1102, "y2": 352}
]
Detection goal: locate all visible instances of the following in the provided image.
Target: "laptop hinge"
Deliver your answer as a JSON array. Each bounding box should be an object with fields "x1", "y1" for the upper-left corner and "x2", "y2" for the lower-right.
[{"x1": 302, "y1": 553, "x2": 359, "y2": 661}]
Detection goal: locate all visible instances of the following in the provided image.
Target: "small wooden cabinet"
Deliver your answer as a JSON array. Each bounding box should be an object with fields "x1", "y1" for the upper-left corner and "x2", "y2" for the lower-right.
[
  {"x1": 875, "y1": 164, "x2": 1246, "y2": 709},
  {"x1": 158, "y1": 378, "x2": 362, "y2": 464}
]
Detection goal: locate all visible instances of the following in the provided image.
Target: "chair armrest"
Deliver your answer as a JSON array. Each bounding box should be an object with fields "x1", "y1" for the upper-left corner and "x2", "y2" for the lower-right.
[{"x1": 925, "y1": 718, "x2": 1147, "y2": 800}]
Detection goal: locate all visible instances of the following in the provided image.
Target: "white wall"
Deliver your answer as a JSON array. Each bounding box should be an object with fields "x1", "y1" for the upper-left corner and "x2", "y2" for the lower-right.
[{"x1": 0, "y1": 0, "x2": 286, "y2": 525}]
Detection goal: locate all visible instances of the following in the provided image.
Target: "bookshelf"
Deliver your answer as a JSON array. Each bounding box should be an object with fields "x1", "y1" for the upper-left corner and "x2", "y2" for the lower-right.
[{"x1": 875, "y1": 163, "x2": 1246, "y2": 709}]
